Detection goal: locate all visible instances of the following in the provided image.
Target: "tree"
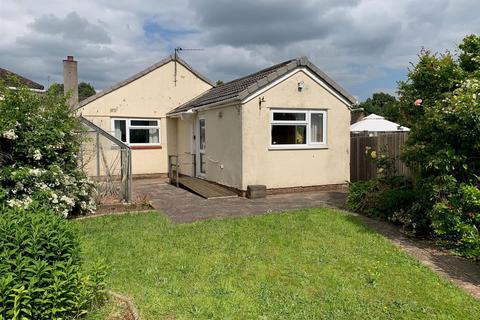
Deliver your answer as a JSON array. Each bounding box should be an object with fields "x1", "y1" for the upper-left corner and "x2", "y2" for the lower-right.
[
  {"x1": 399, "y1": 34, "x2": 480, "y2": 257},
  {"x1": 397, "y1": 34, "x2": 480, "y2": 128},
  {"x1": 216, "y1": 80, "x2": 224, "y2": 86},
  {"x1": 359, "y1": 92, "x2": 401, "y2": 123},
  {"x1": 403, "y1": 79, "x2": 480, "y2": 183},
  {"x1": 78, "y1": 82, "x2": 96, "y2": 101},
  {"x1": 459, "y1": 34, "x2": 480, "y2": 74},
  {"x1": 402, "y1": 79, "x2": 480, "y2": 257},
  {"x1": 47, "y1": 82, "x2": 96, "y2": 102},
  {"x1": 397, "y1": 50, "x2": 461, "y2": 127},
  {"x1": 47, "y1": 82, "x2": 64, "y2": 96}
]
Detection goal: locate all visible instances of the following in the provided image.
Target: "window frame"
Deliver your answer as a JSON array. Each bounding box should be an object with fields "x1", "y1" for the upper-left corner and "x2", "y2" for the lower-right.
[
  {"x1": 269, "y1": 109, "x2": 327, "y2": 149},
  {"x1": 111, "y1": 118, "x2": 161, "y2": 146}
]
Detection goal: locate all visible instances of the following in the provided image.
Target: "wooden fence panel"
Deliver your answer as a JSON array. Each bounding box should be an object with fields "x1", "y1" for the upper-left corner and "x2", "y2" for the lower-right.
[{"x1": 350, "y1": 132, "x2": 411, "y2": 182}]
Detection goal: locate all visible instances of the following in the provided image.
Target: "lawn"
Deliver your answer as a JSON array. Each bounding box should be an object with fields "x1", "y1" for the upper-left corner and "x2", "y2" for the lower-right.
[{"x1": 75, "y1": 209, "x2": 480, "y2": 319}]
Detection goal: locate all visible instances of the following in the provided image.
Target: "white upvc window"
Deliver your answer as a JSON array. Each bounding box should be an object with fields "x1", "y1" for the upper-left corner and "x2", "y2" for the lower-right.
[
  {"x1": 270, "y1": 109, "x2": 327, "y2": 149},
  {"x1": 111, "y1": 118, "x2": 161, "y2": 146}
]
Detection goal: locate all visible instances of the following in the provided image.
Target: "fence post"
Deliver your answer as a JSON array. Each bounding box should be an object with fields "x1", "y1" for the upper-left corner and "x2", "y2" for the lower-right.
[{"x1": 127, "y1": 148, "x2": 132, "y2": 202}]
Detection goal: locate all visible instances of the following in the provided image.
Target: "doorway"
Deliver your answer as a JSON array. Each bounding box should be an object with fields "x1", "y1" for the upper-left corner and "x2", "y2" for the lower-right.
[{"x1": 196, "y1": 118, "x2": 206, "y2": 177}]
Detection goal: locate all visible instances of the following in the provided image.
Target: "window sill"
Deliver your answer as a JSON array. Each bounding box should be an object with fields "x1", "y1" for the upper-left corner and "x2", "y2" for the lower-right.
[
  {"x1": 130, "y1": 145, "x2": 162, "y2": 150},
  {"x1": 268, "y1": 145, "x2": 328, "y2": 150}
]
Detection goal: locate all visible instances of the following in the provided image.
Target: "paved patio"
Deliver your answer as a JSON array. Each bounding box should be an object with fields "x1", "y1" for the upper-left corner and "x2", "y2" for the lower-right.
[{"x1": 133, "y1": 178, "x2": 346, "y2": 223}]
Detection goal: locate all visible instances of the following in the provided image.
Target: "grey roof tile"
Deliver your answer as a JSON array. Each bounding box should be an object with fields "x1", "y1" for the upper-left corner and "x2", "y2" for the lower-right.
[
  {"x1": 168, "y1": 56, "x2": 356, "y2": 115},
  {"x1": 0, "y1": 68, "x2": 44, "y2": 90}
]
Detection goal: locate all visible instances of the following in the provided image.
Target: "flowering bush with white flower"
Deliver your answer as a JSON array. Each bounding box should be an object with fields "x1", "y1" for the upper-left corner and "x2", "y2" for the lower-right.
[{"x1": 0, "y1": 78, "x2": 96, "y2": 216}]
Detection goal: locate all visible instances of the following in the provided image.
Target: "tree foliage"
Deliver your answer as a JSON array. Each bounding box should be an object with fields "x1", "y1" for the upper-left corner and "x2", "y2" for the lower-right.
[
  {"x1": 397, "y1": 50, "x2": 461, "y2": 127},
  {"x1": 351, "y1": 34, "x2": 480, "y2": 258},
  {"x1": 78, "y1": 82, "x2": 96, "y2": 101},
  {"x1": 399, "y1": 34, "x2": 480, "y2": 257},
  {"x1": 359, "y1": 92, "x2": 401, "y2": 123},
  {"x1": 403, "y1": 79, "x2": 480, "y2": 181},
  {"x1": 459, "y1": 34, "x2": 480, "y2": 74},
  {"x1": 0, "y1": 79, "x2": 96, "y2": 216},
  {"x1": 47, "y1": 82, "x2": 96, "y2": 102}
]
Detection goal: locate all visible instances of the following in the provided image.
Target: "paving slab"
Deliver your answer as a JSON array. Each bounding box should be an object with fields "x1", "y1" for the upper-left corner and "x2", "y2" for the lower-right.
[{"x1": 133, "y1": 178, "x2": 345, "y2": 224}]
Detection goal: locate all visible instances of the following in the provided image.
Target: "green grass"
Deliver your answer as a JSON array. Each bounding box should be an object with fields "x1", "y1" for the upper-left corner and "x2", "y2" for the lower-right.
[{"x1": 75, "y1": 209, "x2": 480, "y2": 319}]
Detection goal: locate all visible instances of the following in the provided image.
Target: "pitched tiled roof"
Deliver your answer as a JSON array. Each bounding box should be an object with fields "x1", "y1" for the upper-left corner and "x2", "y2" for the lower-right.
[
  {"x1": 75, "y1": 55, "x2": 214, "y2": 109},
  {"x1": 168, "y1": 56, "x2": 356, "y2": 115},
  {"x1": 0, "y1": 68, "x2": 44, "y2": 90}
]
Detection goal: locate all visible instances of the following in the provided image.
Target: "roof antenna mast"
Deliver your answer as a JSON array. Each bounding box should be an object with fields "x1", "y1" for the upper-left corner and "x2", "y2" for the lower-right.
[{"x1": 173, "y1": 47, "x2": 203, "y2": 86}]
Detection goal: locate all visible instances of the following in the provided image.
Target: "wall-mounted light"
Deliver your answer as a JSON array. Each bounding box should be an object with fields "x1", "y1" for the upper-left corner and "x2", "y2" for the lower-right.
[
  {"x1": 298, "y1": 81, "x2": 305, "y2": 92},
  {"x1": 258, "y1": 96, "x2": 266, "y2": 108},
  {"x1": 218, "y1": 111, "x2": 223, "y2": 118}
]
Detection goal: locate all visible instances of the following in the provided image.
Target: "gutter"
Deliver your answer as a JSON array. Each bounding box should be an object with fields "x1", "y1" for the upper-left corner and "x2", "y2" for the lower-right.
[
  {"x1": 167, "y1": 97, "x2": 240, "y2": 117},
  {"x1": 8, "y1": 86, "x2": 46, "y2": 93}
]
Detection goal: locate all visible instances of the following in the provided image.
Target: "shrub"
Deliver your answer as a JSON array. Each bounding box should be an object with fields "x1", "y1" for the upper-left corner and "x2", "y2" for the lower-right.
[
  {"x1": 351, "y1": 35, "x2": 480, "y2": 259},
  {"x1": 375, "y1": 189, "x2": 417, "y2": 219},
  {"x1": 346, "y1": 180, "x2": 376, "y2": 213},
  {"x1": 0, "y1": 207, "x2": 106, "y2": 319},
  {"x1": 429, "y1": 182, "x2": 480, "y2": 258},
  {"x1": 402, "y1": 78, "x2": 480, "y2": 258},
  {"x1": 0, "y1": 78, "x2": 96, "y2": 216},
  {"x1": 347, "y1": 178, "x2": 417, "y2": 222}
]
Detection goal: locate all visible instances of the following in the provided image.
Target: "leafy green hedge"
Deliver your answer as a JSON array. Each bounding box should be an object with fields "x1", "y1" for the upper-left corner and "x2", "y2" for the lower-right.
[
  {"x1": 0, "y1": 207, "x2": 105, "y2": 319},
  {"x1": 347, "y1": 177, "x2": 417, "y2": 221},
  {"x1": 347, "y1": 175, "x2": 480, "y2": 259}
]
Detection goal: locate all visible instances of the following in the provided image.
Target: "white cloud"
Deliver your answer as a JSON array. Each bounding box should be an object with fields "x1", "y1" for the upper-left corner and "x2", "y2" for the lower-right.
[{"x1": 0, "y1": 0, "x2": 478, "y2": 99}]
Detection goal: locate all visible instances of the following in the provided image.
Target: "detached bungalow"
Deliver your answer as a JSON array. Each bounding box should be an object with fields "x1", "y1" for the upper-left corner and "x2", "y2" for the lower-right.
[{"x1": 76, "y1": 55, "x2": 356, "y2": 195}]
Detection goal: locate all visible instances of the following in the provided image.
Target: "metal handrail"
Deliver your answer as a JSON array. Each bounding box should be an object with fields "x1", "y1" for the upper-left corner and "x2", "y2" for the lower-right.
[
  {"x1": 168, "y1": 155, "x2": 179, "y2": 187},
  {"x1": 168, "y1": 154, "x2": 197, "y2": 187}
]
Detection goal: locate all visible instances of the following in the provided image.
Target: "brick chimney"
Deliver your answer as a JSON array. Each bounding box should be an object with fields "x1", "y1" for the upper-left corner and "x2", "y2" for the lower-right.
[{"x1": 63, "y1": 55, "x2": 78, "y2": 107}]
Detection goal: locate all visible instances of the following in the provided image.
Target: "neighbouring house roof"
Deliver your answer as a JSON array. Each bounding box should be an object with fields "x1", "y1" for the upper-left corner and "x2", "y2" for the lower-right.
[
  {"x1": 168, "y1": 56, "x2": 356, "y2": 115},
  {"x1": 0, "y1": 68, "x2": 44, "y2": 90},
  {"x1": 350, "y1": 114, "x2": 410, "y2": 132},
  {"x1": 75, "y1": 55, "x2": 214, "y2": 109}
]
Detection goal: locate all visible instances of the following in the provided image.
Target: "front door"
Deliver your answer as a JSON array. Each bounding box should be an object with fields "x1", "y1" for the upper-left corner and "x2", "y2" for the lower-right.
[{"x1": 196, "y1": 118, "x2": 206, "y2": 177}]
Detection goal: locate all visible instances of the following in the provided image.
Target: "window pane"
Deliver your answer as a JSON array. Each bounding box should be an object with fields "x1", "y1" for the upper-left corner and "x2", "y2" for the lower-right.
[
  {"x1": 114, "y1": 120, "x2": 126, "y2": 142},
  {"x1": 273, "y1": 112, "x2": 306, "y2": 121},
  {"x1": 129, "y1": 128, "x2": 159, "y2": 144},
  {"x1": 199, "y1": 119, "x2": 206, "y2": 150},
  {"x1": 130, "y1": 120, "x2": 158, "y2": 126},
  {"x1": 271, "y1": 125, "x2": 306, "y2": 145},
  {"x1": 200, "y1": 153, "x2": 206, "y2": 174},
  {"x1": 311, "y1": 113, "x2": 324, "y2": 143}
]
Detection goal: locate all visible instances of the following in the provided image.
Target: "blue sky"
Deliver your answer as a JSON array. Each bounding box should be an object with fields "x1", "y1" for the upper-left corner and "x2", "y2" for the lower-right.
[{"x1": 1, "y1": 0, "x2": 479, "y2": 102}]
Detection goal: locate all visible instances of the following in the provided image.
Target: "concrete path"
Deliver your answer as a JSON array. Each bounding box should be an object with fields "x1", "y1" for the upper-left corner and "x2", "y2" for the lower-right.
[{"x1": 133, "y1": 178, "x2": 480, "y2": 299}]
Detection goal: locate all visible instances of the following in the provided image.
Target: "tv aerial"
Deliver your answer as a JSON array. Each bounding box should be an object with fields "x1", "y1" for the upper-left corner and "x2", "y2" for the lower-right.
[{"x1": 174, "y1": 47, "x2": 203, "y2": 86}]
